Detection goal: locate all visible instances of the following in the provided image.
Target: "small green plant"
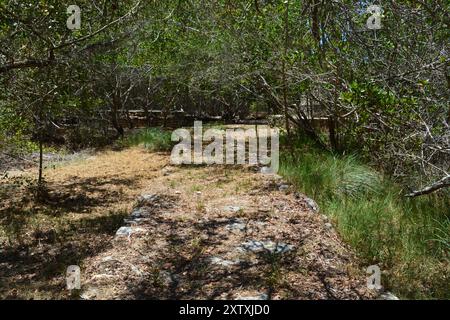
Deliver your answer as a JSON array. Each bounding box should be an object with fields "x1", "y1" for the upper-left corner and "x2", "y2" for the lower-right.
[
  {"x1": 196, "y1": 201, "x2": 206, "y2": 215},
  {"x1": 149, "y1": 266, "x2": 164, "y2": 288},
  {"x1": 169, "y1": 180, "x2": 177, "y2": 188},
  {"x1": 191, "y1": 185, "x2": 203, "y2": 193},
  {"x1": 263, "y1": 252, "x2": 283, "y2": 291}
]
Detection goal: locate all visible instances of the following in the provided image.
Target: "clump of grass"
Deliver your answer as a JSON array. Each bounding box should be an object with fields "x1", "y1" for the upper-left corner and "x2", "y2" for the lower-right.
[
  {"x1": 263, "y1": 251, "x2": 284, "y2": 293},
  {"x1": 279, "y1": 134, "x2": 450, "y2": 299},
  {"x1": 125, "y1": 128, "x2": 173, "y2": 152}
]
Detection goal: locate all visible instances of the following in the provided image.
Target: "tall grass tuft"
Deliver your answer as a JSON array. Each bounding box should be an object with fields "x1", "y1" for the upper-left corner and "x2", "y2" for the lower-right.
[
  {"x1": 279, "y1": 134, "x2": 450, "y2": 299},
  {"x1": 125, "y1": 128, "x2": 173, "y2": 152}
]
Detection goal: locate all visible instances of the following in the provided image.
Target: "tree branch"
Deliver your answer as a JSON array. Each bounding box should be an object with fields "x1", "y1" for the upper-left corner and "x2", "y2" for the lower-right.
[
  {"x1": 405, "y1": 175, "x2": 450, "y2": 197},
  {"x1": 0, "y1": 58, "x2": 54, "y2": 73}
]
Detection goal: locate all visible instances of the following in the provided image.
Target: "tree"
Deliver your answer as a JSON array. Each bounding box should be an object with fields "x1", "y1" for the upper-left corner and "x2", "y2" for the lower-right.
[{"x1": 0, "y1": 0, "x2": 143, "y2": 194}]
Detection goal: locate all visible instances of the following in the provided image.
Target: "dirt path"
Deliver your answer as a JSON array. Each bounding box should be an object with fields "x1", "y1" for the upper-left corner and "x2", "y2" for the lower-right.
[
  {"x1": 1, "y1": 146, "x2": 373, "y2": 299},
  {"x1": 78, "y1": 151, "x2": 373, "y2": 300}
]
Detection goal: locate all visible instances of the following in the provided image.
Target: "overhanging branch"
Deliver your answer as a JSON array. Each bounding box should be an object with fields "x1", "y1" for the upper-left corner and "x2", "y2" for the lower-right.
[
  {"x1": 0, "y1": 58, "x2": 54, "y2": 73},
  {"x1": 405, "y1": 175, "x2": 450, "y2": 197}
]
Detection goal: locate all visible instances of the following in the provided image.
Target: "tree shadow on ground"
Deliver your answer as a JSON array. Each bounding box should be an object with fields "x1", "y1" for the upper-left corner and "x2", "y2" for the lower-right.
[
  {"x1": 0, "y1": 211, "x2": 129, "y2": 299},
  {"x1": 42, "y1": 176, "x2": 138, "y2": 213},
  {"x1": 0, "y1": 173, "x2": 139, "y2": 299}
]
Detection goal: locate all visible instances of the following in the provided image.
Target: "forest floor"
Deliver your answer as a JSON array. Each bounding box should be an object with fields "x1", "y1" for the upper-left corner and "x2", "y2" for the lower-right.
[{"x1": 0, "y1": 146, "x2": 375, "y2": 299}]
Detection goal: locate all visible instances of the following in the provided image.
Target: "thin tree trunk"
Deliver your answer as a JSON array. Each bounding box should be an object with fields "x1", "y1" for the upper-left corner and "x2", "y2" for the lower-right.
[
  {"x1": 38, "y1": 137, "x2": 43, "y2": 186},
  {"x1": 282, "y1": 0, "x2": 290, "y2": 136},
  {"x1": 329, "y1": 71, "x2": 339, "y2": 152},
  {"x1": 37, "y1": 101, "x2": 45, "y2": 198},
  {"x1": 112, "y1": 93, "x2": 124, "y2": 138}
]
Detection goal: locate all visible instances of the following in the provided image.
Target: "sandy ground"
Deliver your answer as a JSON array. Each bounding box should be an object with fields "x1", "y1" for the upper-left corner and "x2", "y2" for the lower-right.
[{"x1": 0, "y1": 146, "x2": 374, "y2": 300}]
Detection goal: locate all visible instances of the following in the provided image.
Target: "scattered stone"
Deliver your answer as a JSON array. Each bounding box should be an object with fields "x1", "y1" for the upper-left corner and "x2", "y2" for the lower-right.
[
  {"x1": 137, "y1": 194, "x2": 158, "y2": 206},
  {"x1": 80, "y1": 287, "x2": 99, "y2": 300},
  {"x1": 209, "y1": 257, "x2": 241, "y2": 267},
  {"x1": 174, "y1": 190, "x2": 181, "y2": 195},
  {"x1": 225, "y1": 220, "x2": 246, "y2": 232},
  {"x1": 92, "y1": 274, "x2": 117, "y2": 281},
  {"x1": 162, "y1": 166, "x2": 174, "y2": 176},
  {"x1": 115, "y1": 226, "x2": 132, "y2": 237},
  {"x1": 115, "y1": 226, "x2": 146, "y2": 238},
  {"x1": 324, "y1": 223, "x2": 333, "y2": 230},
  {"x1": 101, "y1": 256, "x2": 119, "y2": 263},
  {"x1": 129, "y1": 264, "x2": 144, "y2": 276},
  {"x1": 141, "y1": 194, "x2": 158, "y2": 201},
  {"x1": 278, "y1": 184, "x2": 289, "y2": 192},
  {"x1": 379, "y1": 292, "x2": 400, "y2": 300},
  {"x1": 235, "y1": 293, "x2": 269, "y2": 300},
  {"x1": 223, "y1": 206, "x2": 242, "y2": 213},
  {"x1": 124, "y1": 217, "x2": 149, "y2": 226},
  {"x1": 131, "y1": 208, "x2": 146, "y2": 218},
  {"x1": 304, "y1": 197, "x2": 319, "y2": 213},
  {"x1": 260, "y1": 167, "x2": 274, "y2": 174},
  {"x1": 238, "y1": 240, "x2": 294, "y2": 254}
]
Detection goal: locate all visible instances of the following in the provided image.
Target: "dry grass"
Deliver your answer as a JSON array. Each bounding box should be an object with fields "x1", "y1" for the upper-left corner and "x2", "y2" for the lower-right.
[{"x1": 0, "y1": 147, "x2": 167, "y2": 299}]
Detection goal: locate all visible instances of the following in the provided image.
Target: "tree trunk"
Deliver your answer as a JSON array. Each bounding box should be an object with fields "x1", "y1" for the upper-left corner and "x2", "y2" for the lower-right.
[
  {"x1": 282, "y1": 0, "x2": 291, "y2": 136},
  {"x1": 328, "y1": 117, "x2": 338, "y2": 152},
  {"x1": 38, "y1": 138, "x2": 43, "y2": 186},
  {"x1": 111, "y1": 93, "x2": 124, "y2": 138},
  {"x1": 329, "y1": 72, "x2": 340, "y2": 152}
]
